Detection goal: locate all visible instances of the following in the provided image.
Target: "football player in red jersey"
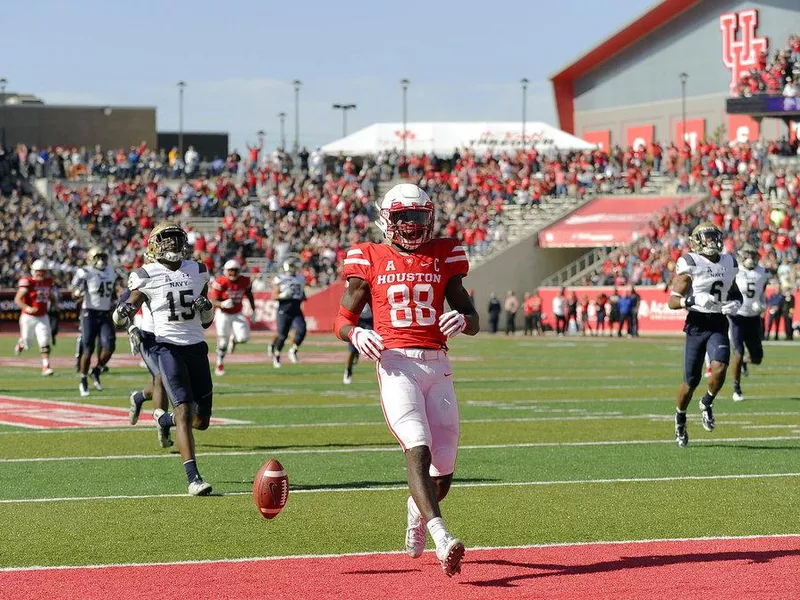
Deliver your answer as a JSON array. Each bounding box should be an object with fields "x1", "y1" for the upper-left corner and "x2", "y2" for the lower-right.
[
  {"x1": 334, "y1": 183, "x2": 479, "y2": 577},
  {"x1": 208, "y1": 260, "x2": 255, "y2": 376},
  {"x1": 14, "y1": 259, "x2": 58, "y2": 376}
]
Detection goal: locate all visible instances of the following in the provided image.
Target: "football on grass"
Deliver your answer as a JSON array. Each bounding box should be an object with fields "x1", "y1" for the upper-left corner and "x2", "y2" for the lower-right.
[{"x1": 253, "y1": 458, "x2": 289, "y2": 519}]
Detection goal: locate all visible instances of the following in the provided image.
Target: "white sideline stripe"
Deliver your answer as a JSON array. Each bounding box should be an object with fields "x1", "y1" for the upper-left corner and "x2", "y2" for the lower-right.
[
  {"x1": 2, "y1": 472, "x2": 800, "y2": 506},
  {"x1": 2, "y1": 435, "x2": 800, "y2": 464},
  {"x1": 2, "y1": 533, "x2": 797, "y2": 573}
]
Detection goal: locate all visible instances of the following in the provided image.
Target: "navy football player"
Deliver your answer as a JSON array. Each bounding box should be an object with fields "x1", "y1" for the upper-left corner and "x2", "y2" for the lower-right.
[
  {"x1": 72, "y1": 247, "x2": 120, "y2": 397},
  {"x1": 668, "y1": 222, "x2": 742, "y2": 447},
  {"x1": 268, "y1": 257, "x2": 306, "y2": 368},
  {"x1": 113, "y1": 222, "x2": 215, "y2": 496},
  {"x1": 730, "y1": 245, "x2": 769, "y2": 402}
]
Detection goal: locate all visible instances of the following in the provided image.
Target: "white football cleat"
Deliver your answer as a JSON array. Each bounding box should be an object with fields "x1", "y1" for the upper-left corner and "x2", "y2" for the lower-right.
[
  {"x1": 153, "y1": 409, "x2": 174, "y2": 448},
  {"x1": 405, "y1": 496, "x2": 427, "y2": 558},
  {"x1": 215, "y1": 365, "x2": 225, "y2": 376},
  {"x1": 188, "y1": 478, "x2": 213, "y2": 496},
  {"x1": 732, "y1": 390, "x2": 745, "y2": 402},
  {"x1": 129, "y1": 391, "x2": 142, "y2": 425},
  {"x1": 435, "y1": 534, "x2": 465, "y2": 577},
  {"x1": 343, "y1": 371, "x2": 352, "y2": 385},
  {"x1": 289, "y1": 346, "x2": 299, "y2": 364},
  {"x1": 79, "y1": 381, "x2": 90, "y2": 397},
  {"x1": 42, "y1": 367, "x2": 54, "y2": 377},
  {"x1": 14, "y1": 341, "x2": 24, "y2": 356},
  {"x1": 273, "y1": 356, "x2": 282, "y2": 369}
]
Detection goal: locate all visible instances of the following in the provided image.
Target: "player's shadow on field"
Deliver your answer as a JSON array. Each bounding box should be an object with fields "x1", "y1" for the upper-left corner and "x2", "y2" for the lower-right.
[
  {"x1": 462, "y1": 548, "x2": 800, "y2": 588},
  {"x1": 701, "y1": 443, "x2": 800, "y2": 451},
  {"x1": 199, "y1": 442, "x2": 394, "y2": 451},
  {"x1": 216, "y1": 477, "x2": 500, "y2": 491}
]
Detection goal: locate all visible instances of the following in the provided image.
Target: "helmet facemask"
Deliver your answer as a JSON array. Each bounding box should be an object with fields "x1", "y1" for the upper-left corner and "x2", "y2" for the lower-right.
[
  {"x1": 382, "y1": 207, "x2": 434, "y2": 251},
  {"x1": 152, "y1": 229, "x2": 188, "y2": 264},
  {"x1": 739, "y1": 246, "x2": 758, "y2": 270},
  {"x1": 691, "y1": 226, "x2": 723, "y2": 259}
]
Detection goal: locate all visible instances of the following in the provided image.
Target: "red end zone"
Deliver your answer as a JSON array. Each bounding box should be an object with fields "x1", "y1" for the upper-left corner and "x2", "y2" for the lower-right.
[
  {"x1": 2, "y1": 536, "x2": 798, "y2": 599},
  {"x1": 0, "y1": 396, "x2": 244, "y2": 429}
]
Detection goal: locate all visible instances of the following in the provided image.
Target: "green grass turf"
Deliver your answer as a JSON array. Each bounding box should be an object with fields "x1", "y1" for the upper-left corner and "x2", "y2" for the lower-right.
[{"x1": 0, "y1": 333, "x2": 798, "y2": 568}]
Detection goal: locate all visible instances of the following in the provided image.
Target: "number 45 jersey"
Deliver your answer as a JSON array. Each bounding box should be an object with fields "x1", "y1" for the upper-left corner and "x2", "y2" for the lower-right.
[
  {"x1": 342, "y1": 238, "x2": 469, "y2": 350},
  {"x1": 72, "y1": 265, "x2": 119, "y2": 311},
  {"x1": 127, "y1": 260, "x2": 210, "y2": 345},
  {"x1": 675, "y1": 252, "x2": 738, "y2": 313}
]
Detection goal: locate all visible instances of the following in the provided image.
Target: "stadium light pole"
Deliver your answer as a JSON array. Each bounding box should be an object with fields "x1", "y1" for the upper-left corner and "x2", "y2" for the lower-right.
[
  {"x1": 401, "y1": 78, "x2": 410, "y2": 155},
  {"x1": 332, "y1": 103, "x2": 356, "y2": 137},
  {"x1": 520, "y1": 78, "x2": 529, "y2": 151},
  {"x1": 679, "y1": 72, "x2": 688, "y2": 147},
  {"x1": 257, "y1": 129, "x2": 266, "y2": 149},
  {"x1": 277, "y1": 112, "x2": 287, "y2": 149},
  {"x1": 0, "y1": 77, "x2": 7, "y2": 149},
  {"x1": 292, "y1": 80, "x2": 302, "y2": 158},
  {"x1": 177, "y1": 80, "x2": 186, "y2": 157}
]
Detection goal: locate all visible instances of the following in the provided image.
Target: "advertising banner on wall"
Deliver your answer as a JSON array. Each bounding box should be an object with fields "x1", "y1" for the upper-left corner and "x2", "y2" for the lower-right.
[
  {"x1": 673, "y1": 119, "x2": 706, "y2": 150},
  {"x1": 625, "y1": 125, "x2": 654, "y2": 152},
  {"x1": 727, "y1": 114, "x2": 760, "y2": 143},
  {"x1": 582, "y1": 129, "x2": 611, "y2": 151},
  {"x1": 538, "y1": 195, "x2": 701, "y2": 248}
]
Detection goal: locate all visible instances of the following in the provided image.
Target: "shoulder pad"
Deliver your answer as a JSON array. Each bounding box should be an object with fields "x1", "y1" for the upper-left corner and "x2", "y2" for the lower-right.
[{"x1": 682, "y1": 254, "x2": 696, "y2": 267}]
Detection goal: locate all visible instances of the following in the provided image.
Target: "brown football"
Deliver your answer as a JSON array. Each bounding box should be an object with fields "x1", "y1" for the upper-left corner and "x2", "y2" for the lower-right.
[{"x1": 253, "y1": 458, "x2": 289, "y2": 519}]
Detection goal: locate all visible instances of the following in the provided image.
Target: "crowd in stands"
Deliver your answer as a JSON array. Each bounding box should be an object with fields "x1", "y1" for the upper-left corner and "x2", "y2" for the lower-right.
[
  {"x1": 0, "y1": 140, "x2": 654, "y2": 289},
  {"x1": 733, "y1": 32, "x2": 800, "y2": 97},
  {"x1": 587, "y1": 137, "x2": 800, "y2": 291}
]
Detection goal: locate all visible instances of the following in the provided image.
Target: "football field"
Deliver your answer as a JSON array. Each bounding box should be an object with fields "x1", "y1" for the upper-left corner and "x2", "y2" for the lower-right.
[{"x1": 0, "y1": 333, "x2": 798, "y2": 599}]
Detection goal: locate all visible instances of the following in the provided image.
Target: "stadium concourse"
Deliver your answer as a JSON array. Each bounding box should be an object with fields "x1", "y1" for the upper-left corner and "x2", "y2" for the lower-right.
[{"x1": 2, "y1": 142, "x2": 654, "y2": 290}]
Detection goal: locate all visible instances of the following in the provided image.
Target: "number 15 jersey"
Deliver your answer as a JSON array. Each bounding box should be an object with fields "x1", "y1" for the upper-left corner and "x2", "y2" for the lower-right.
[
  {"x1": 127, "y1": 260, "x2": 210, "y2": 345},
  {"x1": 342, "y1": 238, "x2": 469, "y2": 350}
]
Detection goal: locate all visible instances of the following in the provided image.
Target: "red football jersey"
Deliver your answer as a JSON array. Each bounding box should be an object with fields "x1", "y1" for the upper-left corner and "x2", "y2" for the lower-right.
[
  {"x1": 342, "y1": 239, "x2": 469, "y2": 350},
  {"x1": 209, "y1": 275, "x2": 252, "y2": 314},
  {"x1": 18, "y1": 277, "x2": 54, "y2": 317}
]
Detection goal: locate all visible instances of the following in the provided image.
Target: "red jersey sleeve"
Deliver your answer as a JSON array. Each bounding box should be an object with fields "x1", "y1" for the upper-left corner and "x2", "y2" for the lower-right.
[
  {"x1": 441, "y1": 238, "x2": 470, "y2": 279},
  {"x1": 240, "y1": 276, "x2": 252, "y2": 292},
  {"x1": 18, "y1": 277, "x2": 31, "y2": 289},
  {"x1": 208, "y1": 276, "x2": 226, "y2": 300},
  {"x1": 342, "y1": 244, "x2": 373, "y2": 281}
]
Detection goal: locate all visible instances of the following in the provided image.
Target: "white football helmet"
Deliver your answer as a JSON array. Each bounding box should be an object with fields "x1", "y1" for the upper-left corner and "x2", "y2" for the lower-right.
[
  {"x1": 376, "y1": 183, "x2": 434, "y2": 251},
  {"x1": 223, "y1": 259, "x2": 241, "y2": 280},
  {"x1": 31, "y1": 259, "x2": 49, "y2": 279}
]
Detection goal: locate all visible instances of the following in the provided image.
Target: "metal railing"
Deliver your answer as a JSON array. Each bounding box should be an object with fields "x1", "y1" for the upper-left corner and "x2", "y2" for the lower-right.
[{"x1": 540, "y1": 247, "x2": 614, "y2": 288}]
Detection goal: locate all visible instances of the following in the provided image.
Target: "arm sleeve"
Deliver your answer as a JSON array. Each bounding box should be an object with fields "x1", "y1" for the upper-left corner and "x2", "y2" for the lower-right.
[
  {"x1": 127, "y1": 267, "x2": 151, "y2": 291},
  {"x1": 675, "y1": 256, "x2": 694, "y2": 277},
  {"x1": 444, "y1": 239, "x2": 470, "y2": 278},
  {"x1": 342, "y1": 245, "x2": 372, "y2": 281},
  {"x1": 71, "y1": 269, "x2": 86, "y2": 289}
]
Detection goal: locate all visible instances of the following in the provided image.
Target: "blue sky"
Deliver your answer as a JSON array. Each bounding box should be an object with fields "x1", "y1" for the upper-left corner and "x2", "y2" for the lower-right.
[{"x1": 3, "y1": 0, "x2": 652, "y2": 151}]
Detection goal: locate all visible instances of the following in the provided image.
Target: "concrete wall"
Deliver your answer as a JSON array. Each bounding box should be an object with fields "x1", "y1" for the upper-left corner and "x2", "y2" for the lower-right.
[
  {"x1": 573, "y1": 0, "x2": 799, "y2": 146},
  {"x1": 1, "y1": 105, "x2": 156, "y2": 149},
  {"x1": 468, "y1": 234, "x2": 586, "y2": 330}
]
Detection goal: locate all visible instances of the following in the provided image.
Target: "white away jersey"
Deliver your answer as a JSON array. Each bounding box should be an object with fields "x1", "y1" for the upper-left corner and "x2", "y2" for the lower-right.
[
  {"x1": 72, "y1": 265, "x2": 119, "y2": 311},
  {"x1": 128, "y1": 260, "x2": 210, "y2": 344},
  {"x1": 273, "y1": 273, "x2": 306, "y2": 302},
  {"x1": 736, "y1": 265, "x2": 769, "y2": 317},
  {"x1": 675, "y1": 252, "x2": 738, "y2": 314}
]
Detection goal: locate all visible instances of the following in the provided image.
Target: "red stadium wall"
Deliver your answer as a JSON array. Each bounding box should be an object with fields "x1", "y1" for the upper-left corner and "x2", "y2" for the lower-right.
[
  {"x1": 625, "y1": 125, "x2": 654, "y2": 152},
  {"x1": 537, "y1": 286, "x2": 799, "y2": 335},
  {"x1": 673, "y1": 118, "x2": 705, "y2": 150},
  {"x1": 727, "y1": 114, "x2": 760, "y2": 143}
]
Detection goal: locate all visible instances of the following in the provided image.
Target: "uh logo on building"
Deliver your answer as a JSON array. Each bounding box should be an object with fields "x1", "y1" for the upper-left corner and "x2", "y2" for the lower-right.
[{"x1": 720, "y1": 9, "x2": 768, "y2": 95}]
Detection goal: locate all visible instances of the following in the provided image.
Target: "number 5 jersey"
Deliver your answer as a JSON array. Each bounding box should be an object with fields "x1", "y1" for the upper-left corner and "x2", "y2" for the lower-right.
[
  {"x1": 342, "y1": 238, "x2": 469, "y2": 350},
  {"x1": 127, "y1": 260, "x2": 210, "y2": 344}
]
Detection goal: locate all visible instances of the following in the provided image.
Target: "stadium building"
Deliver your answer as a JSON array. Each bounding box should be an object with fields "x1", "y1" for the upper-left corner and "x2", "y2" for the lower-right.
[{"x1": 551, "y1": 0, "x2": 800, "y2": 150}]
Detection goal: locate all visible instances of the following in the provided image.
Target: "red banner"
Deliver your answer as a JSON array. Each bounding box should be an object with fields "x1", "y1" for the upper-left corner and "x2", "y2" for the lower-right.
[
  {"x1": 247, "y1": 282, "x2": 344, "y2": 332},
  {"x1": 673, "y1": 118, "x2": 705, "y2": 150},
  {"x1": 538, "y1": 195, "x2": 701, "y2": 247},
  {"x1": 626, "y1": 125, "x2": 654, "y2": 152},
  {"x1": 537, "y1": 286, "x2": 799, "y2": 335},
  {"x1": 582, "y1": 129, "x2": 610, "y2": 151},
  {"x1": 790, "y1": 121, "x2": 799, "y2": 144},
  {"x1": 727, "y1": 114, "x2": 760, "y2": 143}
]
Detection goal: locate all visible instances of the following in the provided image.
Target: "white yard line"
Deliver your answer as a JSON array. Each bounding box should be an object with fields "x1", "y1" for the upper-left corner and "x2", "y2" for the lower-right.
[
  {"x1": 1, "y1": 472, "x2": 799, "y2": 506},
  {"x1": 1, "y1": 435, "x2": 800, "y2": 464}
]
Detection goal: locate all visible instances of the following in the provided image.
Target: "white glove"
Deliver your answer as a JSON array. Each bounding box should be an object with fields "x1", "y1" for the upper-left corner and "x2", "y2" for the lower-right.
[
  {"x1": 690, "y1": 292, "x2": 720, "y2": 311},
  {"x1": 72, "y1": 288, "x2": 84, "y2": 300},
  {"x1": 721, "y1": 300, "x2": 742, "y2": 315},
  {"x1": 438, "y1": 310, "x2": 467, "y2": 338},
  {"x1": 750, "y1": 301, "x2": 762, "y2": 314},
  {"x1": 349, "y1": 327, "x2": 384, "y2": 361},
  {"x1": 221, "y1": 298, "x2": 235, "y2": 309},
  {"x1": 24, "y1": 306, "x2": 38, "y2": 315}
]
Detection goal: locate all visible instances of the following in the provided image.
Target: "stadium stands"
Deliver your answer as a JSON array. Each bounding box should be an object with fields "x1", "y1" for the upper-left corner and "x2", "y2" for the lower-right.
[{"x1": 733, "y1": 32, "x2": 799, "y2": 98}]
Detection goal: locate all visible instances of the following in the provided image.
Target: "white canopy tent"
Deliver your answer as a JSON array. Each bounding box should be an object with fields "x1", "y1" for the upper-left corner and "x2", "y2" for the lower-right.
[{"x1": 321, "y1": 121, "x2": 594, "y2": 156}]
